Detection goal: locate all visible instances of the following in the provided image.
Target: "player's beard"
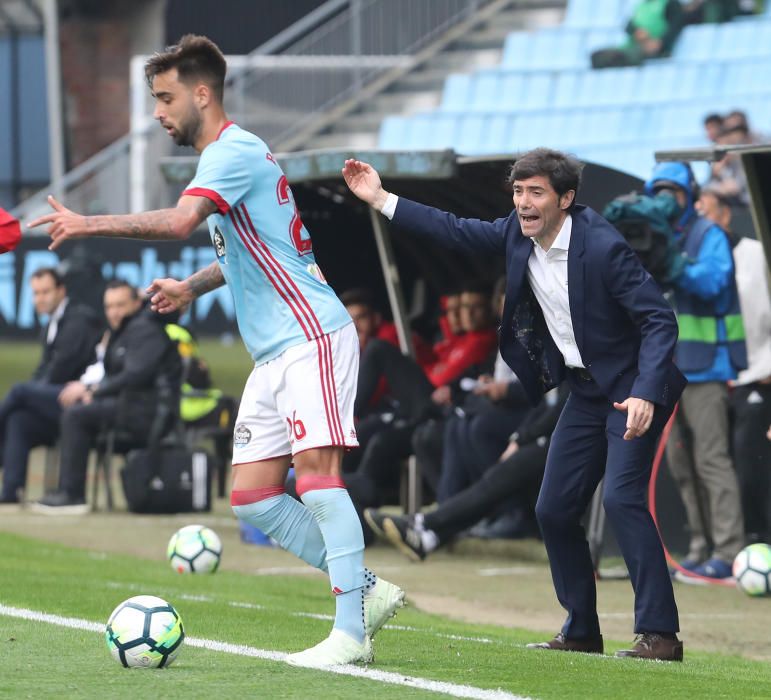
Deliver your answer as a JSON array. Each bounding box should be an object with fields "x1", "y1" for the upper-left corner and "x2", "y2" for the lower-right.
[{"x1": 173, "y1": 106, "x2": 203, "y2": 147}]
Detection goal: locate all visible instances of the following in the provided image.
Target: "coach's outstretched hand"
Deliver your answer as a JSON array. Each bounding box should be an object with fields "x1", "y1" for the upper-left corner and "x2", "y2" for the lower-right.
[
  {"x1": 147, "y1": 277, "x2": 194, "y2": 314},
  {"x1": 342, "y1": 159, "x2": 390, "y2": 212},
  {"x1": 28, "y1": 195, "x2": 88, "y2": 251}
]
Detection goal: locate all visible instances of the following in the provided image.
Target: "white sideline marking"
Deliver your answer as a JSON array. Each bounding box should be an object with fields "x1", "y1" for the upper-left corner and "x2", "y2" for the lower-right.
[{"x1": 0, "y1": 603, "x2": 531, "y2": 700}]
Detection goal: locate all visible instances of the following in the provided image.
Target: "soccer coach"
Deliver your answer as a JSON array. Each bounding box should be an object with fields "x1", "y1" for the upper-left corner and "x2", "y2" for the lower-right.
[{"x1": 343, "y1": 148, "x2": 687, "y2": 661}]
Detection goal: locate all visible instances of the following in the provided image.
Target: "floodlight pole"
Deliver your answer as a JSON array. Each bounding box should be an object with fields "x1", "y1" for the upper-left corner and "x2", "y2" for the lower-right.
[{"x1": 368, "y1": 205, "x2": 416, "y2": 359}]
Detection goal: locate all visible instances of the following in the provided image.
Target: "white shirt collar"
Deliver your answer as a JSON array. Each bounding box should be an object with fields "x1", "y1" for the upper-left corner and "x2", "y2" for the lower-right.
[
  {"x1": 532, "y1": 214, "x2": 572, "y2": 253},
  {"x1": 51, "y1": 297, "x2": 68, "y2": 322}
]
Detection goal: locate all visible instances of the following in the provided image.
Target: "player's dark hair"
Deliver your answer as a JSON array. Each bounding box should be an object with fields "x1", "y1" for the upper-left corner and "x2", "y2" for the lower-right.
[
  {"x1": 105, "y1": 279, "x2": 139, "y2": 300},
  {"x1": 145, "y1": 34, "x2": 227, "y2": 103},
  {"x1": 508, "y1": 148, "x2": 583, "y2": 211},
  {"x1": 31, "y1": 267, "x2": 63, "y2": 287}
]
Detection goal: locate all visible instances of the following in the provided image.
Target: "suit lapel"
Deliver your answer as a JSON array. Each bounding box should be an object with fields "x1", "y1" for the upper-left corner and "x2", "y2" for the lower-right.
[{"x1": 567, "y1": 216, "x2": 586, "y2": 354}]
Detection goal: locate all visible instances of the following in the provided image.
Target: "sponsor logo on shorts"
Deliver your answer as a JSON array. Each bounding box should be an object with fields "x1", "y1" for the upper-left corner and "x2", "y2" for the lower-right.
[{"x1": 233, "y1": 423, "x2": 252, "y2": 447}]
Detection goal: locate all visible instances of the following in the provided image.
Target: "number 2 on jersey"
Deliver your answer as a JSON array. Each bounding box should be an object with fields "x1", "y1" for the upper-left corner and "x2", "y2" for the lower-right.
[{"x1": 276, "y1": 175, "x2": 312, "y2": 255}]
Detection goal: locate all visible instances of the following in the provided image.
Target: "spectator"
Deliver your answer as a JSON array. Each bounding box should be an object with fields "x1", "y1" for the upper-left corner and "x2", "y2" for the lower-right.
[
  {"x1": 591, "y1": 0, "x2": 684, "y2": 69},
  {"x1": 365, "y1": 385, "x2": 568, "y2": 560},
  {"x1": 699, "y1": 189, "x2": 771, "y2": 545},
  {"x1": 703, "y1": 113, "x2": 724, "y2": 143},
  {"x1": 707, "y1": 123, "x2": 752, "y2": 206},
  {"x1": 0, "y1": 268, "x2": 102, "y2": 505},
  {"x1": 682, "y1": 0, "x2": 741, "y2": 24},
  {"x1": 30, "y1": 280, "x2": 182, "y2": 514},
  {"x1": 645, "y1": 162, "x2": 747, "y2": 580}
]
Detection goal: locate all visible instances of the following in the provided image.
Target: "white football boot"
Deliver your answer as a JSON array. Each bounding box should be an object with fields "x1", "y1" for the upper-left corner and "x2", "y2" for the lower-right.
[
  {"x1": 285, "y1": 628, "x2": 373, "y2": 668},
  {"x1": 363, "y1": 578, "x2": 406, "y2": 639}
]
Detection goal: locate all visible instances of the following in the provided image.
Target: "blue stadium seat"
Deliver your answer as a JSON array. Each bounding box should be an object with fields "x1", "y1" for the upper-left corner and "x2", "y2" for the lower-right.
[
  {"x1": 672, "y1": 24, "x2": 718, "y2": 62},
  {"x1": 713, "y1": 21, "x2": 759, "y2": 60},
  {"x1": 501, "y1": 32, "x2": 532, "y2": 66},
  {"x1": 495, "y1": 72, "x2": 528, "y2": 111},
  {"x1": 635, "y1": 63, "x2": 682, "y2": 103},
  {"x1": 424, "y1": 114, "x2": 458, "y2": 149},
  {"x1": 518, "y1": 72, "x2": 556, "y2": 111},
  {"x1": 564, "y1": 0, "x2": 624, "y2": 28},
  {"x1": 440, "y1": 74, "x2": 471, "y2": 110},
  {"x1": 378, "y1": 116, "x2": 409, "y2": 149},
  {"x1": 470, "y1": 71, "x2": 502, "y2": 111},
  {"x1": 724, "y1": 59, "x2": 771, "y2": 96},
  {"x1": 755, "y1": 21, "x2": 771, "y2": 56}
]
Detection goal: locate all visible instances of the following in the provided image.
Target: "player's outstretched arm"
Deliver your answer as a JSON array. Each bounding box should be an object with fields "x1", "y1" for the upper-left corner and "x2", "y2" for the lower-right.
[
  {"x1": 147, "y1": 261, "x2": 224, "y2": 314},
  {"x1": 28, "y1": 194, "x2": 218, "y2": 251},
  {"x1": 342, "y1": 159, "x2": 391, "y2": 211}
]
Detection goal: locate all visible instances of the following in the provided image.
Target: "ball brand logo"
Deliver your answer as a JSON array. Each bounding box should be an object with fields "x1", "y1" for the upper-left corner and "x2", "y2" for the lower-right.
[{"x1": 233, "y1": 423, "x2": 252, "y2": 447}]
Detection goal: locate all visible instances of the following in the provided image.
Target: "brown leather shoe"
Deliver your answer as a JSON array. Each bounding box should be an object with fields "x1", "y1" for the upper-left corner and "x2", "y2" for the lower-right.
[
  {"x1": 615, "y1": 633, "x2": 683, "y2": 661},
  {"x1": 526, "y1": 632, "x2": 604, "y2": 654}
]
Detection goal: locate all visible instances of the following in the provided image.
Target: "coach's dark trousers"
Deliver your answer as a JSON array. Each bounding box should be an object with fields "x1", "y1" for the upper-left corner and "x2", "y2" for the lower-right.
[
  {"x1": 0, "y1": 382, "x2": 62, "y2": 500},
  {"x1": 535, "y1": 374, "x2": 679, "y2": 638}
]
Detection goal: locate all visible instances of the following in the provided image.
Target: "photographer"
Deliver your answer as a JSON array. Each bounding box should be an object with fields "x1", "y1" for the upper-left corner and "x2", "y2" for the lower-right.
[{"x1": 644, "y1": 162, "x2": 747, "y2": 581}]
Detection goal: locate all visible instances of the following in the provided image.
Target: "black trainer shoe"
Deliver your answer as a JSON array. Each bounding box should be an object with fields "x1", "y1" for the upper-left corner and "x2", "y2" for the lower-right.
[
  {"x1": 29, "y1": 491, "x2": 89, "y2": 515},
  {"x1": 363, "y1": 508, "x2": 388, "y2": 540},
  {"x1": 383, "y1": 515, "x2": 426, "y2": 562}
]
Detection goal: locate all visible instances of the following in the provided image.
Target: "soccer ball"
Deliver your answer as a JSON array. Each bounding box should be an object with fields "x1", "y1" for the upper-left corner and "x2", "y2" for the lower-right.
[
  {"x1": 732, "y1": 543, "x2": 771, "y2": 597},
  {"x1": 105, "y1": 595, "x2": 184, "y2": 668},
  {"x1": 167, "y1": 524, "x2": 222, "y2": 573}
]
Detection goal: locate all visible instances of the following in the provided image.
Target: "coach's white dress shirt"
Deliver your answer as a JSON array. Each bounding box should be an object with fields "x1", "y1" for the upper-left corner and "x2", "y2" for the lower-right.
[{"x1": 527, "y1": 215, "x2": 585, "y2": 369}]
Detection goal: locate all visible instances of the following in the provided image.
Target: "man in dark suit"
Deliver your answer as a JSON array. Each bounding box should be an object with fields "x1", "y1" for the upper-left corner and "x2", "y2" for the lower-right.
[
  {"x1": 0, "y1": 268, "x2": 102, "y2": 504},
  {"x1": 343, "y1": 148, "x2": 687, "y2": 661}
]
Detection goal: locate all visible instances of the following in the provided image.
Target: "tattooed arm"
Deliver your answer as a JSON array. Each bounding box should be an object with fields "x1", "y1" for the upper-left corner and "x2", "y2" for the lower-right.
[
  {"x1": 28, "y1": 194, "x2": 219, "y2": 251},
  {"x1": 147, "y1": 261, "x2": 225, "y2": 314}
]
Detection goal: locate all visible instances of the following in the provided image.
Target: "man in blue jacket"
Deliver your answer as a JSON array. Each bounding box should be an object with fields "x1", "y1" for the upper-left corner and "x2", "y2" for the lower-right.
[
  {"x1": 343, "y1": 148, "x2": 687, "y2": 661},
  {"x1": 646, "y1": 162, "x2": 746, "y2": 581}
]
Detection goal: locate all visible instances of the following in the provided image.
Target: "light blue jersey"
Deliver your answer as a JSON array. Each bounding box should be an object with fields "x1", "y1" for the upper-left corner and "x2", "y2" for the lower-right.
[{"x1": 183, "y1": 123, "x2": 351, "y2": 364}]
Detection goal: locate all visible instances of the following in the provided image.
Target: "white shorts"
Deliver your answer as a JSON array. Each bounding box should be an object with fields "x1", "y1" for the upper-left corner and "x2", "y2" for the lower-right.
[{"x1": 232, "y1": 322, "x2": 359, "y2": 464}]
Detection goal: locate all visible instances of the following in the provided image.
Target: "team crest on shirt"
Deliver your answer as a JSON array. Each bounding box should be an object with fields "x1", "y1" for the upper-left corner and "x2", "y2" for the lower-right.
[
  {"x1": 306, "y1": 263, "x2": 327, "y2": 284},
  {"x1": 213, "y1": 226, "x2": 227, "y2": 263},
  {"x1": 233, "y1": 424, "x2": 251, "y2": 447}
]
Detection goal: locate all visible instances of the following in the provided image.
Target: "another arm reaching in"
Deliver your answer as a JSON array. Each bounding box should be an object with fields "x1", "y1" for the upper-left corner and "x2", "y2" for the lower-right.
[{"x1": 147, "y1": 261, "x2": 225, "y2": 314}]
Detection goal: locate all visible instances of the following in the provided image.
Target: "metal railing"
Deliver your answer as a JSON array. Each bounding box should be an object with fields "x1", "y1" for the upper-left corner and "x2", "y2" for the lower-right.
[{"x1": 16, "y1": 0, "x2": 494, "y2": 222}]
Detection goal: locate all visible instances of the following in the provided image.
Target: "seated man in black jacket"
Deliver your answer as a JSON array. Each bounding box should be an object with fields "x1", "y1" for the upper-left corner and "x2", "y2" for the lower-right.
[
  {"x1": 365, "y1": 384, "x2": 569, "y2": 560},
  {"x1": 0, "y1": 267, "x2": 102, "y2": 504},
  {"x1": 30, "y1": 279, "x2": 182, "y2": 514}
]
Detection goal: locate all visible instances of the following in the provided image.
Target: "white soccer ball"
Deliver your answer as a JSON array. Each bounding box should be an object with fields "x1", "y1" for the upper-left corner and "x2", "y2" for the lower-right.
[
  {"x1": 733, "y1": 543, "x2": 771, "y2": 597},
  {"x1": 105, "y1": 595, "x2": 184, "y2": 668},
  {"x1": 167, "y1": 524, "x2": 222, "y2": 574}
]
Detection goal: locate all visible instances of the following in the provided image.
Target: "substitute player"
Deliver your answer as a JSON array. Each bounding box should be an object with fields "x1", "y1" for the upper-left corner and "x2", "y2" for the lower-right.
[{"x1": 29, "y1": 34, "x2": 403, "y2": 668}]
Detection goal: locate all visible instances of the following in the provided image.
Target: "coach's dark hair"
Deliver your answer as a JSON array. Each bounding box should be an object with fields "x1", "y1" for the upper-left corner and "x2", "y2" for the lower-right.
[
  {"x1": 508, "y1": 148, "x2": 583, "y2": 211},
  {"x1": 31, "y1": 267, "x2": 63, "y2": 287},
  {"x1": 105, "y1": 279, "x2": 139, "y2": 300},
  {"x1": 145, "y1": 34, "x2": 227, "y2": 103}
]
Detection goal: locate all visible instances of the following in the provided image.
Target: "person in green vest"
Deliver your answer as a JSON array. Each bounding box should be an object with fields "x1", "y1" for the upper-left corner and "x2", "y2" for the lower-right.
[
  {"x1": 591, "y1": 0, "x2": 684, "y2": 68},
  {"x1": 645, "y1": 162, "x2": 747, "y2": 581}
]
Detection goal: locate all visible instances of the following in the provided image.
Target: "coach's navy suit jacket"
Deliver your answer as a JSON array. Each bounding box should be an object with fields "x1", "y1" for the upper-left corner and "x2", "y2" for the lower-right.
[{"x1": 392, "y1": 199, "x2": 687, "y2": 408}]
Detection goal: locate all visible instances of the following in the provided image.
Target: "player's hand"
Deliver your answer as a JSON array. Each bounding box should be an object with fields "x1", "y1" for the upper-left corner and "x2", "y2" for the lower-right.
[
  {"x1": 342, "y1": 159, "x2": 389, "y2": 211},
  {"x1": 613, "y1": 397, "x2": 654, "y2": 440},
  {"x1": 146, "y1": 277, "x2": 193, "y2": 314},
  {"x1": 27, "y1": 196, "x2": 89, "y2": 251}
]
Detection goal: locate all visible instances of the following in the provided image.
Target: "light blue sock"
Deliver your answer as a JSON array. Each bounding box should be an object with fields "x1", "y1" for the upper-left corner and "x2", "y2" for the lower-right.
[
  {"x1": 300, "y1": 486, "x2": 366, "y2": 643},
  {"x1": 231, "y1": 494, "x2": 378, "y2": 593},
  {"x1": 232, "y1": 493, "x2": 328, "y2": 571}
]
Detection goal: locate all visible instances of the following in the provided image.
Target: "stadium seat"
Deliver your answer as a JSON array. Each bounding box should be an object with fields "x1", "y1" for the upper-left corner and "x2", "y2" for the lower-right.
[
  {"x1": 673, "y1": 24, "x2": 718, "y2": 62},
  {"x1": 563, "y1": 0, "x2": 624, "y2": 28},
  {"x1": 440, "y1": 73, "x2": 471, "y2": 110},
  {"x1": 378, "y1": 116, "x2": 409, "y2": 150},
  {"x1": 501, "y1": 32, "x2": 532, "y2": 66},
  {"x1": 713, "y1": 21, "x2": 759, "y2": 60}
]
